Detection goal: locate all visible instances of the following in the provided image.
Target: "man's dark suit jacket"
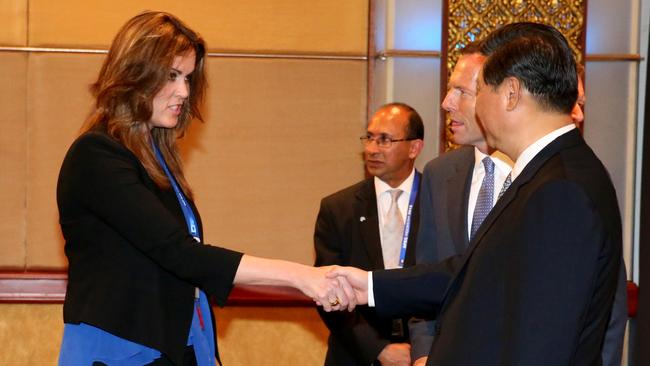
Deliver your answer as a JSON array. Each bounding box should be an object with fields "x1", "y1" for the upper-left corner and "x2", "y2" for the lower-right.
[
  {"x1": 57, "y1": 130, "x2": 243, "y2": 365},
  {"x1": 373, "y1": 130, "x2": 622, "y2": 365},
  {"x1": 411, "y1": 144, "x2": 628, "y2": 365},
  {"x1": 408, "y1": 146, "x2": 475, "y2": 358},
  {"x1": 314, "y1": 176, "x2": 420, "y2": 365}
]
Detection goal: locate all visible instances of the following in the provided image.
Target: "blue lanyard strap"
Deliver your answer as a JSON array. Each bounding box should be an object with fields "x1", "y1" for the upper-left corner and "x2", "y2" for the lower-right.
[
  {"x1": 398, "y1": 171, "x2": 420, "y2": 268},
  {"x1": 151, "y1": 141, "x2": 200, "y2": 241},
  {"x1": 152, "y1": 141, "x2": 217, "y2": 365}
]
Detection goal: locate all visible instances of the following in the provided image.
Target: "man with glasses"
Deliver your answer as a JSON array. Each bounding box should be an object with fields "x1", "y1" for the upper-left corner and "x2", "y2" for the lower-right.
[{"x1": 314, "y1": 103, "x2": 424, "y2": 366}]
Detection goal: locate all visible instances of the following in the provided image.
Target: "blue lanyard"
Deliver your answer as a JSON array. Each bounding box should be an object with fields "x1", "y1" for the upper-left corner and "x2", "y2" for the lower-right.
[
  {"x1": 152, "y1": 141, "x2": 215, "y2": 366},
  {"x1": 398, "y1": 171, "x2": 420, "y2": 268},
  {"x1": 151, "y1": 142, "x2": 200, "y2": 241}
]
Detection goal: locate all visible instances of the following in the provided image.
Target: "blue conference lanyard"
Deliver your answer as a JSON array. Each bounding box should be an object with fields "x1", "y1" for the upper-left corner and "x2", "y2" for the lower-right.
[
  {"x1": 151, "y1": 142, "x2": 199, "y2": 241},
  {"x1": 398, "y1": 171, "x2": 420, "y2": 268},
  {"x1": 152, "y1": 140, "x2": 216, "y2": 366}
]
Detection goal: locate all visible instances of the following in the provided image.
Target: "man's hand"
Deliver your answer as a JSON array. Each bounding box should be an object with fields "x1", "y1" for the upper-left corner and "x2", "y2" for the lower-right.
[
  {"x1": 378, "y1": 343, "x2": 411, "y2": 366},
  {"x1": 412, "y1": 356, "x2": 427, "y2": 366},
  {"x1": 326, "y1": 265, "x2": 370, "y2": 306},
  {"x1": 295, "y1": 265, "x2": 356, "y2": 312}
]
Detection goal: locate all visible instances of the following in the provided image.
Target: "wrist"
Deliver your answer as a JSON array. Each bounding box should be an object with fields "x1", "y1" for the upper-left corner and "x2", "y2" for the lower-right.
[{"x1": 290, "y1": 263, "x2": 312, "y2": 293}]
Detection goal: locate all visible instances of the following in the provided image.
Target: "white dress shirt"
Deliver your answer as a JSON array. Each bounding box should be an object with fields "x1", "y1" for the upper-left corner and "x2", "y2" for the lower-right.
[
  {"x1": 510, "y1": 124, "x2": 576, "y2": 182},
  {"x1": 466, "y1": 148, "x2": 512, "y2": 240},
  {"x1": 374, "y1": 168, "x2": 416, "y2": 269}
]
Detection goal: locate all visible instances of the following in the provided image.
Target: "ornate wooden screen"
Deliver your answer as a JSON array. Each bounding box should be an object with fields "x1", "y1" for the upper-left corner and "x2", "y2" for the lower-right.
[{"x1": 441, "y1": 0, "x2": 587, "y2": 151}]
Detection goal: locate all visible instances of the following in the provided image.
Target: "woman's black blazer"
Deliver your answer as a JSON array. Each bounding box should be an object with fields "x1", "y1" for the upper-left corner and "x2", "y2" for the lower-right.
[{"x1": 57, "y1": 130, "x2": 243, "y2": 365}]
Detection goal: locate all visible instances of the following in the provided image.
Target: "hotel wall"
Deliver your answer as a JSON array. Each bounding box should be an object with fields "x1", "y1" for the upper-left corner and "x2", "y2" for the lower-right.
[{"x1": 0, "y1": 1, "x2": 370, "y2": 364}]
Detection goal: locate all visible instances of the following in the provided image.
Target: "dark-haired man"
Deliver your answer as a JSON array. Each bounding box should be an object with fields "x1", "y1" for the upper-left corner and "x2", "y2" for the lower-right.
[
  {"x1": 314, "y1": 103, "x2": 424, "y2": 366},
  {"x1": 330, "y1": 23, "x2": 623, "y2": 366},
  {"x1": 408, "y1": 42, "x2": 512, "y2": 366},
  {"x1": 411, "y1": 38, "x2": 628, "y2": 366}
]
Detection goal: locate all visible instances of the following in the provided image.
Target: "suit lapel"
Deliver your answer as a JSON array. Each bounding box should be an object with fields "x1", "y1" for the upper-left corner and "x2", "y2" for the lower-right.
[
  {"x1": 470, "y1": 129, "x2": 582, "y2": 248},
  {"x1": 355, "y1": 179, "x2": 385, "y2": 269},
  {"x1": 439, "y1": 130, "x2": 584, "y2": 308},
  {"x1": 447, "y1": 149, "x2": 475, "y2": 253}
]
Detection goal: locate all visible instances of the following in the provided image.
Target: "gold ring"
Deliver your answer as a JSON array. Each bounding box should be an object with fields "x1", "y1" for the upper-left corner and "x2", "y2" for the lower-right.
[{"x1": 329, "y1": 298, "x2": 340, "y2": 306}]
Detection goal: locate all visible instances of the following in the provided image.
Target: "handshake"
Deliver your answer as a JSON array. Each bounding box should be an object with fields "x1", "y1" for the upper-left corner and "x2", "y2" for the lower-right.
[{"x1": 296, "y1": 265, "x2": 371, "y2": 312}]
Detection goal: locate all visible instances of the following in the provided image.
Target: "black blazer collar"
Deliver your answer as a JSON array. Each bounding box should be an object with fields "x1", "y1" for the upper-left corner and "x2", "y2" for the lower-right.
[
  {"x1": 355, "y1": 178, "x2": 384, "y2": 269},
  {"x1": 354, "y1": 173, "x2": 422, "y2": 269},
  {"x1": 446, "y1": 150, "x2": 475, "y2": 252}
]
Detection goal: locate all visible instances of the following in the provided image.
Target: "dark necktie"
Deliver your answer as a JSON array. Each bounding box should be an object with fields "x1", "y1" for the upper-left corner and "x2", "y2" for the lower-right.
[
  {"x1": 470, "y1": 157, "x2": 495, "y2": 240},
  {"x1": 498, "y1": 172, "x2": 512, "y2": 200}
]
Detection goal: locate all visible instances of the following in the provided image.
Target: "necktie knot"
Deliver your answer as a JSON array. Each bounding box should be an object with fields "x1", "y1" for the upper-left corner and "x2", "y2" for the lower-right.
[
  {"x1": 482, "y1": 156, "x2": 495, "y2": 175},
  {"x1": 388, "y1": 189, "x2": 403, "y2": 203}
]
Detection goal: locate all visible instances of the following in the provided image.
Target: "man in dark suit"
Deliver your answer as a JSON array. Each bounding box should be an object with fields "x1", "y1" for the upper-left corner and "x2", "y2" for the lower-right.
[
  {"x1": 410, "y1": 42, "x2": 628, "y2": 366},
  {"x1": 330, "y1": 23, "x2": 623, "y2": 366},
  {"x1": 314, "y1": 103, "x2": 424, "y2": 366},
  {"x1": 408, "y1": 43, "x2": 512, "y2": 366},
  {"x1": 570, "y1": 63, "x2": 628, "y2": 366}
]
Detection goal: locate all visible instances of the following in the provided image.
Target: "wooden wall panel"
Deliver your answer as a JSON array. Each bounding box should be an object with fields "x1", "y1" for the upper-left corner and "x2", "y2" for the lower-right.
[
  {"x1": 215, "y1": 306, "x2": 328, "y2": 364},
  {"x1": 181, "y1": 58, "x2": 367, "y2": 264},
  {"x1": 0, "y1": 52, "x2": 27, "y2": 269},
  {"x1": 2, "y1": 0, "x2": 369, "y2": 278},
  {"x1": 0, "y1": 2, "x2": 367, "y2": 364},
  {"x1": 0, "y1": 304, "x2": 328, "y2": 365},
  {"x1": 25, "y1": 53, "x2": 104, "y2": 270},
  {"x1": 0, "y1": 304, "x2": 63, "y2": 365},
  {"x1": 0, "y1": 0, "x2": 27, "y2": 46},
  {"x1": 13, "y1": 54, "x2": 366, "y2": 269},
  {"x1": 28, "y1": 0, "x2": 368, "y2": 54}
]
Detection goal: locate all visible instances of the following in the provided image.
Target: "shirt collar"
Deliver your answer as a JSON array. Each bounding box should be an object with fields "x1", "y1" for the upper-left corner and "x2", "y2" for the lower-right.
[
  {"x1": 374, "y1": 168, "x2": 416, "y2": 198},
  {"x1": 473, "y1": 147, "x2": 513, "y2": 175},
  {"x1": 511, "y1": 124, "x2": 576, "y2": 181}
]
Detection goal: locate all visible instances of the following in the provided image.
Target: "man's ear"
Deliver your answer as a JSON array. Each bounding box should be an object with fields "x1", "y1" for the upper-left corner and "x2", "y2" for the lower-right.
[
  {"x1": 504, "y1": 76, "x2": 522, "y2": 111},
  {"x1": 409, "y1": 139, "x2": 424, "y2": 159}
]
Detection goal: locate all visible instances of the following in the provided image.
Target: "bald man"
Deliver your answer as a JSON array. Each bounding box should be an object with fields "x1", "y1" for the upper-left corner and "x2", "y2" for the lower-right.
[{"x1": 314, "y1": 103, "x2": 424, "y2": 366}]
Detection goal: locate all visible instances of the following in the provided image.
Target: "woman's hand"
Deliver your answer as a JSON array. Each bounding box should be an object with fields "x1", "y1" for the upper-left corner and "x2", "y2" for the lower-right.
[
  {"x1": 232, "y1": 255, "x2": 357, "y2": 311},
  {"x1": 294, "y1": 265, "x2": 357, "y2": 312},
  {"x1": 325, "y1": 265, "x2": 369, "y2": 306}
]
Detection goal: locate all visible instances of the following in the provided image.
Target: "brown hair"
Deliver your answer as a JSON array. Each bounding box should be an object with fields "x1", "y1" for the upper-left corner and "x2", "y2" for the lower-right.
[{"x1": 82, "y1": 11, "x2": 207, "y2": 198}]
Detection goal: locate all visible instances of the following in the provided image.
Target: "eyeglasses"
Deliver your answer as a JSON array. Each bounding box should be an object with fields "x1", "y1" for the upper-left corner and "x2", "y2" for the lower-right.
[{"x1": 360, "y1": 135, "x2": 417, "y2": 148}]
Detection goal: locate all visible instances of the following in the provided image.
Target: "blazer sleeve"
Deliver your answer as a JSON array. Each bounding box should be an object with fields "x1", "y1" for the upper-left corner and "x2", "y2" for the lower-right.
[
  {"x1": 600, "y1": 260, "x2": 628, "y2": 365},
  {"x1": 374, "y1": 258, "x2": 457, "y2": 319},
  {"x1": 500, "y1": 181, "x2": 620, "y2": 365},
  {"x1": 58, "y1": 134, "x2": 243, "y2": 305},
  {"x1": 409, "y1": 164, "x2": 438, "y2": 359},
  {"x1": 313, "y1": 197, "x2": 390, "y2": 364}
]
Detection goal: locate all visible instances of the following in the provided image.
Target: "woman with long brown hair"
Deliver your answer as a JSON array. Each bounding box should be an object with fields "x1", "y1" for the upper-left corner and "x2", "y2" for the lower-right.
[{"x1": 56, "y1": 11, "x2": 352, "y2": 366}]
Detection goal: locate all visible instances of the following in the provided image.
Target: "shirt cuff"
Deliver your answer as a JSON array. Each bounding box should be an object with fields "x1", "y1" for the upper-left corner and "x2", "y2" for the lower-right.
[{"x1": 368, "y1": 271, "x2": 375, "y2": 307}]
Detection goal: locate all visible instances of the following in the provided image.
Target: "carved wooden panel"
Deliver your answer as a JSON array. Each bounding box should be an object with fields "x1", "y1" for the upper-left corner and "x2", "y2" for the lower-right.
[{"x1": 442, "y1": 0, "x2": 587, "y2": 150}]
